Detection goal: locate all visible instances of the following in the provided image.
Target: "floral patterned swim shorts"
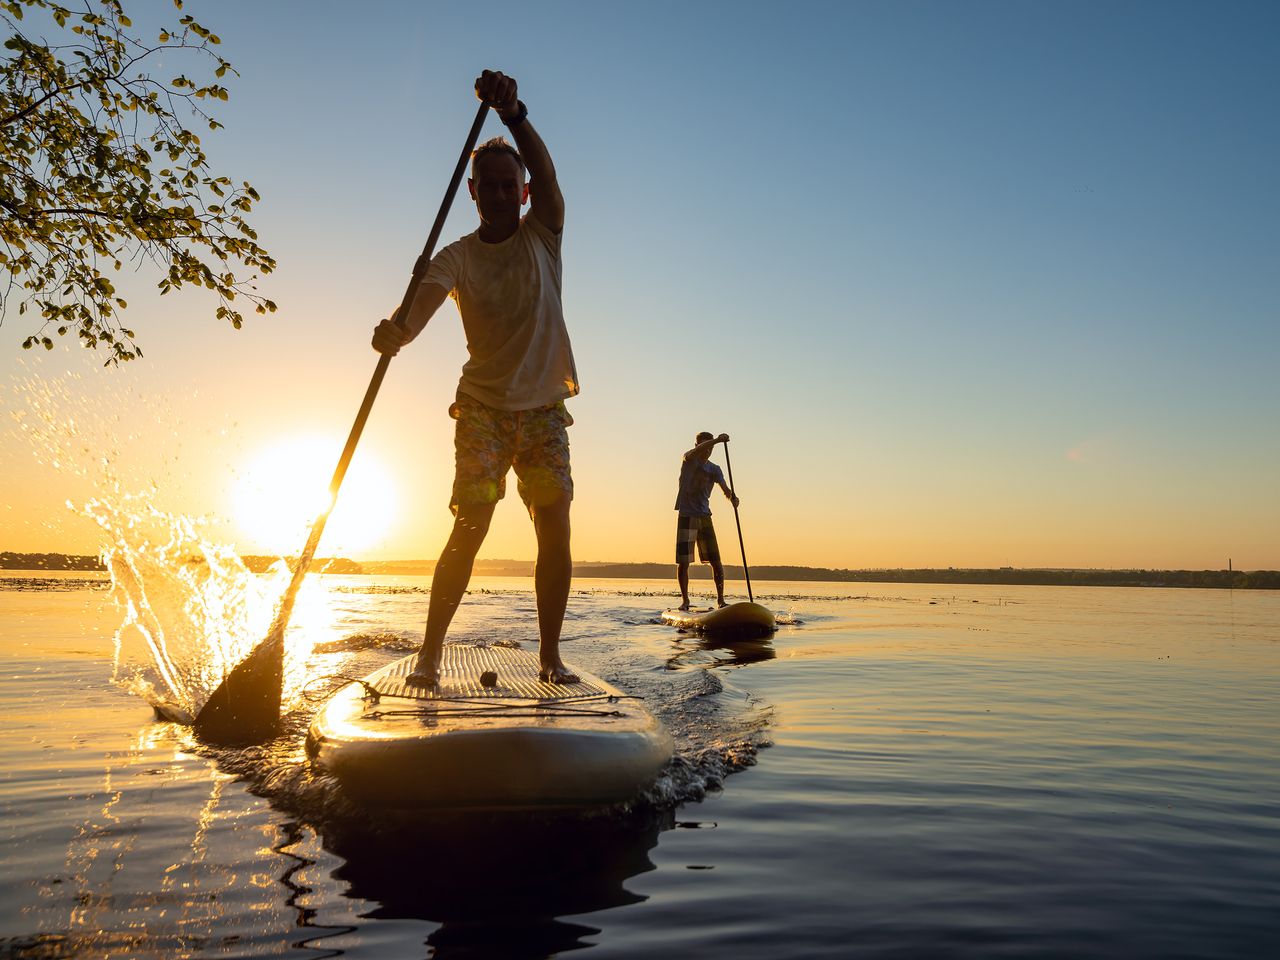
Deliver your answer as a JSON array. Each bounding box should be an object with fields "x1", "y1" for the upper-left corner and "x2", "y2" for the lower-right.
[{"x1": 449, "y1": 393, "x2": 573, "y2": 514}]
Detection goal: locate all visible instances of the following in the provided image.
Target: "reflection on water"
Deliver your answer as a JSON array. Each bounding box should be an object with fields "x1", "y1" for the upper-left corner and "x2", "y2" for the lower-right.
[
  {"x1": 34, "y1": 709, "x2": 671, "y2": 959},
  {"x1": 19, "y1": 716, "x2": 357, "y2": 960},
  {"x1": 692, "y1": 634, "x2": 776, "y2": 668},
  {"x1": 665, "y1": 628, "x2": 778, "y2": 670},
  {"x1": 30, "y1": 727, "x2": 233, "y2": 957},
  {"x1": 273, "y1": 820, "x2": 358, "y2": 958},
  {"x1": 324, "y1": 809, "x2": 668, "y2": 958}
]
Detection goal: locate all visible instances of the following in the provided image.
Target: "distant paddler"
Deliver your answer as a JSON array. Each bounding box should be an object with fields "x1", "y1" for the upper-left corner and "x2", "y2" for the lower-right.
[
  {"x1": 673, "y1": 432, "x2": 738, "y2": 610},
  {"x1": 662, "y1": 432, "x2": 775, "y2": 639}
]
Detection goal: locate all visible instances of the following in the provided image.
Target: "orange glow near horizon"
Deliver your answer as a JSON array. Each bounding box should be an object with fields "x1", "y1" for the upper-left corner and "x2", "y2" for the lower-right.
[{"x1": 230, "y1": 435, "x2": 397, "y2": 556}]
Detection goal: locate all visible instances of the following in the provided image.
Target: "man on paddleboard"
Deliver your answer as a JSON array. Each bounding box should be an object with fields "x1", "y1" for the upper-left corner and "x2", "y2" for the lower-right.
[
  {"x1": 675, "y1": 432, "x2": 739, "y2": 610},
  {"x1": 372, "y1": 70, "x2": 579, "y2": 687}
]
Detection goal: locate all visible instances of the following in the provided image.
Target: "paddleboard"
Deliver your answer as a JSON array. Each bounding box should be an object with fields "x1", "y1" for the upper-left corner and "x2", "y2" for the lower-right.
[
  {"x1": 305, "y1": 643, "x2": 672, "y2": 810},
  {"x1": 660, "y1": 600, "x2": 776, "y2": 640}
]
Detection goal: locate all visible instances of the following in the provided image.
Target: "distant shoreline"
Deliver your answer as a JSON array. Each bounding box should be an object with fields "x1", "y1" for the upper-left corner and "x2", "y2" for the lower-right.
[{"x1": 3, "y1": 552, "x2": 1277, "y2": 590}]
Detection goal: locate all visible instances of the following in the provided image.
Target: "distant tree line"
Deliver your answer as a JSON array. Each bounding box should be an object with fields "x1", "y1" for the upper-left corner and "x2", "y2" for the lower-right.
[
  {"x1": 1, "y1": 552, "x2": 361, "y2": 574},
  {"x1": 3, "y1": 553, "x2": 1277, "y2": 589},
  {"x1": 830, "y1": 567, "x2": 1280, "y2": 590},
  {"x1": 1, "y1": 551, "x2": 105, "y2": 570},
  {"x1": 570, "y1": 563, "x2": 1280, "y2": 590}
]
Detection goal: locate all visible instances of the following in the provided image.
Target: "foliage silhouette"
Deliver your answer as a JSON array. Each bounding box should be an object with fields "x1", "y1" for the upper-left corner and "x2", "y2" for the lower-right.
[{"x1": 1, "y1": 0, "x2": 274, "y2": 363}]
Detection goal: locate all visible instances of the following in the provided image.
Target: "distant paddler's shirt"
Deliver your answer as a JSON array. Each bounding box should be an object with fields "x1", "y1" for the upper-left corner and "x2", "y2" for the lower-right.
[
  {"x1": 674, "y1": 459, "x2": 726, "y2": 517},
  {"x1": 415, "y1": 214, "x2": 579, "y2": 412}
]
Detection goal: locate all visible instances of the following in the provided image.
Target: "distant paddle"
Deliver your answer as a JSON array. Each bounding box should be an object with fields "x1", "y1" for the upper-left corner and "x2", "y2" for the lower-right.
[
  {"x1": 721, "y1": 440, "x2": 754, "y2": 603},
  {"x1": 194, "y1": 99, "x2": 492, "y2": 745}
]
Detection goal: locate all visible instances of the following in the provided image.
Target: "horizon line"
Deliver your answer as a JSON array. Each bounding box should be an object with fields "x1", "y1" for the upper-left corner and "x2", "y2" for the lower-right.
[{"x1": 0, "y1": 551, "x2": 1271, "y2": 574}]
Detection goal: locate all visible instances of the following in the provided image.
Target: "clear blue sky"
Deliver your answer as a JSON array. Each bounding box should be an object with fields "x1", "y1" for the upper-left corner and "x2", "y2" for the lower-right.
[{"x1": 3, "y1": 0, "x2": 1278, "y2": 569}]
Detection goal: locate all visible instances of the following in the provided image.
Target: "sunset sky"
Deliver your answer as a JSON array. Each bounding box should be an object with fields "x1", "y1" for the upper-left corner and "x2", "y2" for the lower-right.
[{"x1": 3, "y1": 0, "x2": 1278, "y2": 570}]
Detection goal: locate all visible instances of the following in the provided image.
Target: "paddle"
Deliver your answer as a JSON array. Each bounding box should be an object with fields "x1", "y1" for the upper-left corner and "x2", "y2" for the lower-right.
[
  {"x1": 193, "y1": 99, "x2": 491, "y2": 745},
  {"x1": 721, "y1": 440, "x2": 754, "y2": 603}
]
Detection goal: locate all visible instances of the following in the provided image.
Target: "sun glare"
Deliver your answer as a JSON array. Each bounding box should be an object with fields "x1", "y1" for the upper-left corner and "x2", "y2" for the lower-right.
[{"x1": 231, "y1": 435, "x2": 397, "y2": 556}]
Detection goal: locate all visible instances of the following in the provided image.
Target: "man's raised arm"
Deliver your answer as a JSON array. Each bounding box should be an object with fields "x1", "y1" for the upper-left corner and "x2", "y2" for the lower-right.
[
  {"x1": 684, "y1": 433, "x2": 729, "y2": 461},
  {"x1": 476, "y1": 69, "x2": 564, "y2": 234}
]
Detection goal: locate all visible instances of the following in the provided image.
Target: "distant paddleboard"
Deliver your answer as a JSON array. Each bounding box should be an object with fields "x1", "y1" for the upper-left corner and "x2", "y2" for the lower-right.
[
  {"x1": 660, "y1": 601, "x2": 776, "y2": 640},
  {"x1": 306, "y1": 644, "x2": 672, "y2": 810}
]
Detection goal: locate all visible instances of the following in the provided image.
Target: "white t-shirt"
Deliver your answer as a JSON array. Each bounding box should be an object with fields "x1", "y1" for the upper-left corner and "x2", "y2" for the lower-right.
[{"x1": 418, "y1": 214, "x2": 578, "y2": 411}]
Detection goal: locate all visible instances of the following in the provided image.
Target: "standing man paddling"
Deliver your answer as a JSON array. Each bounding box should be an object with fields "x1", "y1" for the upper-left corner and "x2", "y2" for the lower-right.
[
  {"x1": 674, "y1": 432, "x2": 739, "y2": 610},
  {"x1": 372, "y1": 70, "x2": 579, "y2": 687}
]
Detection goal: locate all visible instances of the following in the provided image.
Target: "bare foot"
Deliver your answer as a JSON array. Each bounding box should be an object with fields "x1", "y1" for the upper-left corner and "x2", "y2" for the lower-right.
[
  {"x1": 538, "y1": 662, "x2": 580, "y2": 685},
  {"x1": 717, "y1": 599, "x2": 728, "y2": 608},
  {"x1": 678, "y1": 601, "x2": 691, "y2": 611},
  {"x1": 405, "y1": 651, "x2": 441, "y2": 688}
]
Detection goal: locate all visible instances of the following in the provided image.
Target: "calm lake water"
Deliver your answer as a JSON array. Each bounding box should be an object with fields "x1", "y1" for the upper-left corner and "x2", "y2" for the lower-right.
[{"x1": 2, "y1": 572, "x2": 1278, "y2": 958}]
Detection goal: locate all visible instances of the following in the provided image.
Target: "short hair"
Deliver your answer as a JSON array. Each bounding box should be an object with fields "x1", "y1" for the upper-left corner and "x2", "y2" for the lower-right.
[
  {"x1": 696, "y1": 431, "x2": 714, "y2": 444},
  {"x1": 471, "y1": 136, "x2": 525, "y2": 177}
]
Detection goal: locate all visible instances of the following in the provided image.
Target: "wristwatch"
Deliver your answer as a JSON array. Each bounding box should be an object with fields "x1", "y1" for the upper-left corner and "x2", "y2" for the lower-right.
[{"x1": 501, "y1": 100, "x2": 528, "y2": 128}]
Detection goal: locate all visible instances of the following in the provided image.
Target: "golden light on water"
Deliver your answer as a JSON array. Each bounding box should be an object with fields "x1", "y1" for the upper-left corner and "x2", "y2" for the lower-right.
[{"x1": 231, "y1": 435, "x2": 397, "y2": 555}]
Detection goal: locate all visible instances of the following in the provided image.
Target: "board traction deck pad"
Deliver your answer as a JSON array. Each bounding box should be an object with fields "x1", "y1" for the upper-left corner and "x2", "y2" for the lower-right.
[
  {"x1": 371, "y1": 643, "x2": 609, "y2": 702},
  {"x1": 307, "y1": 641, "x2": 674, "y2": 809}
]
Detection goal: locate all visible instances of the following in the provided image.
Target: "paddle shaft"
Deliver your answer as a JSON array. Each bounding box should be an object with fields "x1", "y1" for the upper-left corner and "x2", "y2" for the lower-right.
[
  {"x1": 722, "y1": 441, "x2": 754, "y2": 602},
  {"x1": 268, "y1": 100, "x2": 490, "y2": 636}
]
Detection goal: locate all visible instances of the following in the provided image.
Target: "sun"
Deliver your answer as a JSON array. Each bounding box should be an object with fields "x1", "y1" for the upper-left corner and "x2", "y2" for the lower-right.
[{"x1": 231, "y1": 434, "x2": 397, "y2": 556}]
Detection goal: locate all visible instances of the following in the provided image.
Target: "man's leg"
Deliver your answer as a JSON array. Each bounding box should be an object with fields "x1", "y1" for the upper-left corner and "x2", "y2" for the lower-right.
[
  {"x1": 531, "y1": 492, "x2": 577, "y2": 683},
  {"x1": 676, "y1": 514, "x2": 696, "y2": 608},
  {"x1": 677, "y1": 561, "x2": 691, "y2": 610},
  {"x1": 699, "y1": 518, "x2": 727, "y2": 606},
  {"x1": 710, "y1": 558, "x2": 727, "y2": 607},
  {"x1": 409, "y1": 501, "x2": 496, "y2": 685}
]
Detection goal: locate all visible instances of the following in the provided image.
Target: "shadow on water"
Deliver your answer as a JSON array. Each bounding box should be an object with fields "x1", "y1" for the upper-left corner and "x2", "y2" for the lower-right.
[{"x1": 319, "y1": 808, "x2": 669, "y2": 958}]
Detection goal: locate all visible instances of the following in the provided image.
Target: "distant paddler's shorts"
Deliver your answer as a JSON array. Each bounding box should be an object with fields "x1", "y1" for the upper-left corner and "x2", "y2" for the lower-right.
[
  {"x1": 676, "y1": 514, "x2": 720, "y2": 565},
  {"x1": 449, "y1": 393, "x2": 573, "y2": 515}
]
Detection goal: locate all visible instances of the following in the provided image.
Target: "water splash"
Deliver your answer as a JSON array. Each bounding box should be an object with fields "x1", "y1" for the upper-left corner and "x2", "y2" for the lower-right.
[
  {"x1": 7, "y1": 361, "x2": 317, "y2": 722},
  {"x1": 87, "y1": 494, "x2": 317, "y2": 719}
]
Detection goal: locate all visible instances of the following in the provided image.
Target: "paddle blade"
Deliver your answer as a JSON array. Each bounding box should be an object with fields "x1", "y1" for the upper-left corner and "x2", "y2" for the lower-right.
[{"x1": 193, "y1": 631, "x2": 284, "y2": 744}]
